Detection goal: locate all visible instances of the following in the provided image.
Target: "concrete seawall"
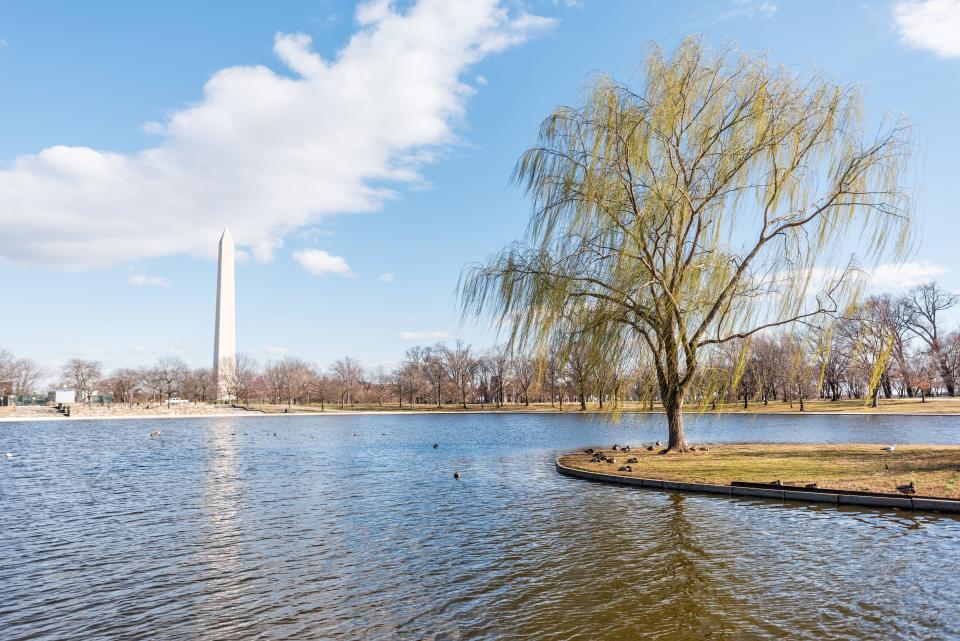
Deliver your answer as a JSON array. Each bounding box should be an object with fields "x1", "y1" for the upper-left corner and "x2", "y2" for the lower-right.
[{"x1": 556, "y1": 458, "x2": 960, "y2": 515}]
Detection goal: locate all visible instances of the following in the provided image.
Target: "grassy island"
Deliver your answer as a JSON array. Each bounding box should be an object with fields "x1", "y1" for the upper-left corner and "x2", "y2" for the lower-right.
[{"x1": 559, "y1": 444, "x2": 960, "y2": 499}]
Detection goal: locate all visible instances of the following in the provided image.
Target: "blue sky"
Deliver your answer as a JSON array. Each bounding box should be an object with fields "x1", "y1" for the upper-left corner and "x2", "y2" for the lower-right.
[{"x1": 0, "y1": 0, "x2": 958, "y2": 374}]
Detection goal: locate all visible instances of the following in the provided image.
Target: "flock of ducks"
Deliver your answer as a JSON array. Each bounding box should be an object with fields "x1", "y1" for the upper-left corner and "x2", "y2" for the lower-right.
[{"x1": 584, "y1": 442, "x2": 701, "y2": 473}]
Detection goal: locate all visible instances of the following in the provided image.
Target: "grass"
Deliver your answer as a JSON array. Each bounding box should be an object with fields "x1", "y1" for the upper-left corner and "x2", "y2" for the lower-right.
[{"x1": 559, "y1": 444, "x2": 960, "y2": 499}]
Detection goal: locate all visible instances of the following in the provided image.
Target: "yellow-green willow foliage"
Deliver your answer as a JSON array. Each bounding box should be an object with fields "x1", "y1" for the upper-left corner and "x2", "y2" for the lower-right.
[{"x1": 461, "y1": 39, "x2": 915, "y2": 451}]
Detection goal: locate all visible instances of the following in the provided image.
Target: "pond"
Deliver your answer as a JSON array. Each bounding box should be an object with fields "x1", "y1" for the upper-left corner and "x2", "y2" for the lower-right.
[{"x1": 2, "y1": 412, "x2": 959, "y2": 640}]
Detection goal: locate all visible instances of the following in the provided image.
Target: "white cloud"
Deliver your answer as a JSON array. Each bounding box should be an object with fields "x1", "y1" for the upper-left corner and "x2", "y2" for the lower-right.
[
  {"x1": 894, "y1": 0, "x2": 960, "y2": 58},
  {"x1": 293, "y1": 249, "x2": 354, "y2": 277},
  {"x1": 128, "y1": 274, "x2": 170, "y2": 287},
  {"x1": 398, "y1": 330, "x2": 450, "y2": 340},
  {"x1": 722, "y1": 0, "x2": 778, "y2": 19},
  {"x1": 867, "y1": 260, "x2": 946, "y2": 290},
  {"x1": 0, "y1": 0, "x2": 554, "y2": 269},
  {"x1": 379, "y1": 271, "x2": 395, "y2": 282}
]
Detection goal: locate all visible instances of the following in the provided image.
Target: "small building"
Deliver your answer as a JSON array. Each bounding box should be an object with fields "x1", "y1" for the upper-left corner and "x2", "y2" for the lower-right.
[{"x1": 47, "y1": 389, "x2": 77, "y2": 404}]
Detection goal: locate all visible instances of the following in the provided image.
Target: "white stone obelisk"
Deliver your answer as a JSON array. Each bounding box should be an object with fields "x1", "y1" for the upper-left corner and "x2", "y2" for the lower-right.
[{"x1": 213, "y1": 227, "x2": 236, "y2": 400}]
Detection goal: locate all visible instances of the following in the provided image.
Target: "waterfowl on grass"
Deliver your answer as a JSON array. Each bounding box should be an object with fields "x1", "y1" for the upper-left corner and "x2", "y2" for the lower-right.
[{"x1": 896, "y1": 481, "x2": 916, "y2": 495}]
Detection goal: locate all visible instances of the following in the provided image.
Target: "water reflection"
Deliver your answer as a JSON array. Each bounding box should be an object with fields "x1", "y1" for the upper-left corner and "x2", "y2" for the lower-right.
[
  {"x1": 1, "y1": 414, "x2": 959, "y2": 641},
  {"x1": 196, "y1": 423, "x2": 246, "y2": 636}
]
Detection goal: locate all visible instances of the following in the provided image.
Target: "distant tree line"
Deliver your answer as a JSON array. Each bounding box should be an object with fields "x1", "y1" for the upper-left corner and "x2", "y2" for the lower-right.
[
  {"x1": 0, "y1": 347, "x2": 45, "y2": 397},
  {"x1": 3, "y1": 283, "x2": 959, "y2": 410}
]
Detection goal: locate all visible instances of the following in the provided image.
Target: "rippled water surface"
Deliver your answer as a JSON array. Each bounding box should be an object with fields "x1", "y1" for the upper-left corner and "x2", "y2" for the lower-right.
[{"x1": 2, "y1": 412, "x2": 960, "y2": 640}]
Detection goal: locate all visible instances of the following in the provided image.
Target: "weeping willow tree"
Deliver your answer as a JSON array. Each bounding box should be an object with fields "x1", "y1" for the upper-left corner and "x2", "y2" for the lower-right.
[{"x1": 461, "y1": 39, "x2": 914, "y2": 452}]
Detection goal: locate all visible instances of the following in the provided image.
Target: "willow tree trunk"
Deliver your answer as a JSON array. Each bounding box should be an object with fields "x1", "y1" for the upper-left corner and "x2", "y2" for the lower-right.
[{"x1": 663, "y1": 392, "x2": 689, "y2": 452}]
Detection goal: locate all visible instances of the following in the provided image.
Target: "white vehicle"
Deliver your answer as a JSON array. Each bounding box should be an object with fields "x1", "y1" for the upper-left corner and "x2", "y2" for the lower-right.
[{"x1": 168, "y1": 397, "x2": 189, "y2": 405}]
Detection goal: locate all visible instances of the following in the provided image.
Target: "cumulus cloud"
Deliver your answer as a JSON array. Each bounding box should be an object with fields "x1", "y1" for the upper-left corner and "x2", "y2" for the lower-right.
[
  {"x1": 128, "y1": 274, "x2": 170, "y2": 287},
  {"x1": 379, "y1": 272, "x2": 395, "y2": 282},
  {"x1": 0, "y1": 0, "x2": 554, "y2": 269},
  {"x1": 293, "y1": 249, "x2": 354, "y2": 277},
  {"x1": 398, "y1": 330, "x2": 450, "y2": 340},
  {"x1": 867, "y1": 260, "x2": 946, "y2": 290},
  {"x1": 894, "y1": 0, "x2": 960, "y2": 58}
]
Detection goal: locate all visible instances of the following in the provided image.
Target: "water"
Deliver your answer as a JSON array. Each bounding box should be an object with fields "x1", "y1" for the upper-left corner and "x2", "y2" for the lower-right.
[{"x1": 2, "y1": 412, "x2": 959, "y2": 640}]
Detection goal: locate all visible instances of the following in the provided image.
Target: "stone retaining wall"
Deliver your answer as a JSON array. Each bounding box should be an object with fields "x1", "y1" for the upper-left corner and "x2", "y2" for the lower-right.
[{"x1": 556, "y1": 458, "x2": 960, "y2": 515}]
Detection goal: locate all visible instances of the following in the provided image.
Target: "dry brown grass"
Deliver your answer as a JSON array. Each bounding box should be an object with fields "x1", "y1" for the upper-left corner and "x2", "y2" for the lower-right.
[{"x1": 560, "y1": 444, "x2": 960, "y2": 499}]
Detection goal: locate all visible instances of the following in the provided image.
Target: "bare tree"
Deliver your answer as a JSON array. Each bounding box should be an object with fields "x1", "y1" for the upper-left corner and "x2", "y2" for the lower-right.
[
  {"x1": 565, "y1": 341, "x2": 592, "y2": 411},
  {"x1": 488, "y1": 346, "x2": 509, "y2": 408},
  {"x1": 0, "y1": 347, "x2": 14, "y2": 389},
  {"x1": 61, "y1": 358, "x2": 103, "y2": 403},
  {"x1": 474, "y1": 354, "x2": 492, "y2": 408},
  {"x1": 901, "y1": 282, "x2": 959, "y2": 395},
  {"x1": 371, "y1": 366, "x2": 388, "y2": 406},
  {"x1": 512, "y1": 353, "x2": 535, "y2": 406},
  {"x1": 331, "y1": 356, "x2": 363, "y2": 407},
  {"x1": 184, "y1": 367, "x2": 214, "y2": 402},
  {"x1": 10, "y1": 358, "x2": 45, "y2": 396},
  {"x1": 224, "y1": 354, "x2": 258, "y2": 404},
  {"x1": 314, "y1": 372, "x2": 333, "y2": 410},
  {"x1": 423, "y1": 345, "x2": 448, "y2": 407},
  {"x1": 151, "y1": 357, "x2": 188, "y2": 406},
  {"x1": 442, "y1": 340, "x2": 475, "y2": 409},
  {"x1": 838, "y1": 298, "x2": 895, "y2": 407},
  {"x1": 107, "y1": 367, "x2": 142, "y2": 404}
]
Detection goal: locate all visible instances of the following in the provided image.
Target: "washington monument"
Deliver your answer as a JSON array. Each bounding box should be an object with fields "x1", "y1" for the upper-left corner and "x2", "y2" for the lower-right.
[{"x1": 213, "y1": 227, "x2": 236, "y2": 400}]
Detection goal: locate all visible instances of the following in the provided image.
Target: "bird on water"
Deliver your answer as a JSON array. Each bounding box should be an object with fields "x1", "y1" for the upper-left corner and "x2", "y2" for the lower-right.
[
  {"x1": 4, "y1": 452, "x2": 12, "y2": 460},
  {"x1": 453, "y1": 471, "x2": 461, "y2": 480}
]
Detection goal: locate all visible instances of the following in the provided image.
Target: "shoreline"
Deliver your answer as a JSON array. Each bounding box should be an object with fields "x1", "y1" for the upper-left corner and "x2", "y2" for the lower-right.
[
  {"x1": 555, "y1": 456, "x2": 960, "y2": 515},
  {"x1": 6, "y1": 406, "x2": 960, "y2": 423},
  {"x1": 558, "y1": 443, "x2": 960, "y2": 503}
]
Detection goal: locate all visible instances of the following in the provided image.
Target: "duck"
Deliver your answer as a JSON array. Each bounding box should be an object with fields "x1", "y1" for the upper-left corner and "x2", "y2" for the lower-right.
[
  {"x1": 584, "y1": 448, "x2": 595, "y2": 455},
  {"x1": 4, "y1": 452, "x2": 12, "y2": 460},
  {"x1": 646, "y1": 445, "x2": 655, "y2": 451},
  {"x1": 627, "y1": 457, "x2": 638, "y2": 464},
  {"x1": 655, "y1": 441, "x2": 663, "y2": 447},
  {"x1": 618, "y1": 465, "x2": 633, "y2": 473},
  {"x1": 882, "y1": 445, "x2": 896, "y2": 452},
  {"x1": 896, "y1": 481, "x2": 916, "y2": 495},
  {"x1": 432, "y1": 443, "x2": 439, "y2": 449},
  {"x1": 611, "y1": 444, "x2": 620, "y2": 451},
  {"x1": 149, "y1": 430, "x2": 161, "y2": 438},
  {"x1": 453, "y1": 471, "x2": 461, "y2": 480}
]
